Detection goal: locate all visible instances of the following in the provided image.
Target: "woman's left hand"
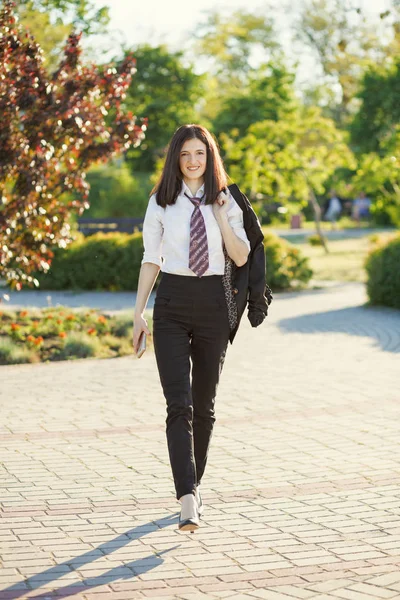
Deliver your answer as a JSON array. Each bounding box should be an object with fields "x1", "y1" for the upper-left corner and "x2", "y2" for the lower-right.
[{"x1": 213, "y1": 190, "x2": 230, "y2": 221}]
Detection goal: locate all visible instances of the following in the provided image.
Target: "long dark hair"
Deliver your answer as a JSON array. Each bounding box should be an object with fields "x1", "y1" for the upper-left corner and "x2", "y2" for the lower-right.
[{"x1": 151, "y1": 124, "x2": 228, "y2": 207}]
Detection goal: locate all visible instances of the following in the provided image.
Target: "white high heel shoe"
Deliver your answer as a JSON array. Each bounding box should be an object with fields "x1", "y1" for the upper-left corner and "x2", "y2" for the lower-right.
[
  {"x1": 179, "y1": 493, "x2": 200, "y2": 532},
  {"x1": 195, "y1": 485, "x2": 204, "y2": 517}
]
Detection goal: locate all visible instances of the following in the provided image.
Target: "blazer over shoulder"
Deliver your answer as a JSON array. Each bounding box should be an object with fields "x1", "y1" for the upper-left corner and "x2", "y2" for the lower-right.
[{"x1": 228, "y1": 183, "x2": 272, "y2": 343}]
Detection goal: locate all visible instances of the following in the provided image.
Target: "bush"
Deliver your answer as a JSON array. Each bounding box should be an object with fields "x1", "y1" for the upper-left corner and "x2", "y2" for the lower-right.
[
  {"x1": 36, "y1": 230, "x2": 312, "y2": 292},
  {"x1": 264, "y1": 232, "x2": 313, "y2": 290},
  {"x1": 110, "y1": 313, "x2": 134, "y2": 337},
  {"x1": 36, "y1": 232, "x2": 144, "y2": 290},
  {"x1": 365, "y1": 234, "x2": 400, "y2": 309},
  {"x1": 307, "y1": 234, "x2": 324, "y2": 246},
  {"x1": 0, "y1": 338, "x2": 38, "y2": 365},
  {"x1": 84, "y1": 163, "x2": 152, "y2": 218},
  {"x1": 102, "y1": 334, "x2": 133, "y2": 356},
  {"x1": 59, "y1": 332, "x2": 106, "y2": 360}
]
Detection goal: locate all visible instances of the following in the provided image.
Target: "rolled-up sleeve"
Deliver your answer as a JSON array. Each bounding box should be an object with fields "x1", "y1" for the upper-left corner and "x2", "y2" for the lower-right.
[
  {"x1": 141, "y1": 194, "x2": 164, "y2": 267},
  {"x1": 227, "y1": 194, "x2": 251, "y2": 252}
]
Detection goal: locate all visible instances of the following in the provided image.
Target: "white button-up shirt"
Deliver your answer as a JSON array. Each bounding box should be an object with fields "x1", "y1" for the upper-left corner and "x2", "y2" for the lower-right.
[{"x1": 141, "y1": 182, "x2": 250, "y2": 276}]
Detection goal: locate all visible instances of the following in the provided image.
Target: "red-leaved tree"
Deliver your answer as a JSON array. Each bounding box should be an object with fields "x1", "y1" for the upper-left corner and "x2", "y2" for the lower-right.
[{"x1": 0, "y1": 0, "x2": 146, "y2": 289}]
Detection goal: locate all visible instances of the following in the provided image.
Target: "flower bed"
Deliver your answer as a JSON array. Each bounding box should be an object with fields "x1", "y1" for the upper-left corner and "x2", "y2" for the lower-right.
[{"x1": 0, "y1": 307, "x2": 141, "y2": 365}]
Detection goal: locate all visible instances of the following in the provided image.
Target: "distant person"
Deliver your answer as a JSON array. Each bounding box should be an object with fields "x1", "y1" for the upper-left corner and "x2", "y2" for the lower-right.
[
  {"x1": 352, "y1": 191, "x2": 371, "y2": 226},
  {"x1": 324, "y1": 190, "x2": 342, "y2": 229}
]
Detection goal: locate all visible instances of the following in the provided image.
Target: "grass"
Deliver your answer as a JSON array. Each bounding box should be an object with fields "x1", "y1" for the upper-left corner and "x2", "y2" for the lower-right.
[
  {"x1": 266, "y1": 217, "x2": 377, "y2": 231},
  {"x1": 292, "y1": 231, "x2": 397, "y2": 283},
  {"x1": 60, "y1": 332, "x2": 105, "y2": 360},
  {"x1": 0, "y1": 337, "x2": 38, "y2": 364}
]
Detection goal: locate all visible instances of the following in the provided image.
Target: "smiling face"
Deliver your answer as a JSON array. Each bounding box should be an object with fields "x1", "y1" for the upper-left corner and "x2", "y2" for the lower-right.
[{"x1": 179, "y1": 138, "x2": 207, "y2": 185}]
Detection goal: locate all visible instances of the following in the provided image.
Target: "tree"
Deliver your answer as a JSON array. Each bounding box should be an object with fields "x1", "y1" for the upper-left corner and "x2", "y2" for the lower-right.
[
  {"x1": 351, "y1": 136, "x2": 400, "y2": 226},
  {"x1": 195, "y1": 10, "x2": 278, "y2": 81},
  {"x1": 85, "y1": 162, "x2": 151, "y2": 218},
  {"x1": 15, "y1": 0, "x2": 110, "y2": 70},
  {"x1": 17, "y1": 0, "x2": 109, "y2": 35},
  {"x1": 222, "y1": 107, "x2": 355, "y2": 250},
  {"x1": 211, "y1": 61, "x2": 297, "y2": 138},
  {"x1": 123, "y1": 44, "x2": 204, "y2": 172},
  {"x1": 351, "y1": 58, "x2": 400, "y2": 154},
  {"x1": 15, "y1": 4, "x2": 71, "y2": 70},
  {"x1": 193, "y1": 9, "x2": 280, "y2": 126},
  {"x1": 294, "y1": 0, "x2": 398, "y2": 124},
  {"x1": 0, "y1": 0, "x2": 146, "y2": 288}
]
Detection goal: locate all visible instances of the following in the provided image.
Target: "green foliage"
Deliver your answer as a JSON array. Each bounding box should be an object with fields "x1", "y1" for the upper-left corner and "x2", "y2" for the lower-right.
[
  {"x1": 17, "y1": 0, "x2": 110, "y2": 35},
  {"x1": 110, "y1": 314, "x2": 134, "y2": 338},
  {"x1": 35, "y1": 229, "x2": 312, "y2": 291},
  {"x1": 17, "y1": 4, "x2": 71, "y2": 70},
  {"x1": 351, "y1": 142, "x2": 400, "y2": 226},
  {"x1": 0, "y1": 306, "x2": 142, "y2": 363},
  {"x1": 60, "y1": 332, "x2": 104, "y2": 359},
  {"x1": 0, "y1": 1, "x2": 145, "y2": 289},
  {"x1": 16, "y1": 0, "x2": 110, "y2": 71},
  {"x1": 35, "y1": 232, "x2": 144, "y2": 290},
  {"x1": 223, "y1": 107, "x2": 355, "y2": 203},
  {"x1": 195, "y1": 10, "x2": 277, "y2": 79},
  {"x1": 101, "y1": 334, "x2": 133, "y2": 356},
  {"x1": 194, "y1": 10, "x2": 281, "y2": 129},
  {"x1": 123, "y1": 45, "x2": 204, "y2": 172},
  {"x1": 85, "y1": 162, "x2": 151, "y2": 218},
  {"x1": 0, "y1": 337, "x2": 38, "y2": 364},
  {"x1": 264, "y1": 232, "x2": 313, "y2": 289},
  {"x1": 366, "y1": 234, "x2": 400, "y2": 309},
  {"x1": 212, "y1": 62, "x2": 297, "y2": 138},
  {"x1": 295, "y1": 0, "x2": 397, "y2": 124},
  {"x1": 351, "y1": 59, "x2": 400, "y2": 154},
  {"x1": 308, "y1": 234, "x2": 324, "y2": 246}
]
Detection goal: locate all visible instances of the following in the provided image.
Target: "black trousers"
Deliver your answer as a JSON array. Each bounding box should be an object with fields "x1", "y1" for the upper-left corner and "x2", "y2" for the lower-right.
[{"x1": 153, "y1": 273, "x2": 231, "y2": 500}]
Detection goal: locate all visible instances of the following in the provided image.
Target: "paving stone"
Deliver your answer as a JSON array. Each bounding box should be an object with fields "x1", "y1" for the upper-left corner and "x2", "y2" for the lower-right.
[
  {"x1": 365, "y1": 571, "x2": 400, "y2": 587},
  {"x1": 344, "y1": 582, "x2": 398, "y2": 598},
  {"x1": 1, "y1": 284, "x2": 400, "y2": 599}
]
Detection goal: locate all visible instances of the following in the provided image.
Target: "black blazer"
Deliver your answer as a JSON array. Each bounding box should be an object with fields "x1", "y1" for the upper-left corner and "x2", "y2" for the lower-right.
[{"x1": 228, "y1": 184, "x2": 272, "y2": 343}]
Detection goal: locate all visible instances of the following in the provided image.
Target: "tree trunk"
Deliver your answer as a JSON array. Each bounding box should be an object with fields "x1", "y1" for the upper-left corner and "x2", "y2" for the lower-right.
[{"x1": 309, "y1": 187, "x2": 329, "y2": 254}]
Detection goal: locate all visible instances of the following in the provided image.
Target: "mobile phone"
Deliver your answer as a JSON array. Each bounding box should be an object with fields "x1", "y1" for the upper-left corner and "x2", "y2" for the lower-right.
[{"x1": 137, "y1": 332, "x2": 147, "y2": 358}]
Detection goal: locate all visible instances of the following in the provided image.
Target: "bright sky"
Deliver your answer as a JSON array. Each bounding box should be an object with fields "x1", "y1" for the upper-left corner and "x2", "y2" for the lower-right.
[
  {"x1": 91, "y1": 0, "x2": 273, "y2": 50},
  {"x1": 87, "y1": 0, "x2": 392, "y2": 85},
  {"x1": 90, "y1": 0, "x2": 388, "y2": 55}
]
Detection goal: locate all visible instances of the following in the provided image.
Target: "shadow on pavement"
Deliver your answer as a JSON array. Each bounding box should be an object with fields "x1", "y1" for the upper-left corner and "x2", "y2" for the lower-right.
[
  {"x1": 277, "y1": 306, "x2": 400, "y2": 353},
  {"x1": 0, "y1": 514, "x2": 180, "y2": 600},
  {"x1": 273, "y1": 282, "x2": 364, "y2": 302}
]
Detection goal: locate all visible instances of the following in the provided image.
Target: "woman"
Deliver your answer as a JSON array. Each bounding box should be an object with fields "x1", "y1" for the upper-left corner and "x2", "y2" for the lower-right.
[{"x1": 133, "y1": 124, "x2": 250, "y2": 532}]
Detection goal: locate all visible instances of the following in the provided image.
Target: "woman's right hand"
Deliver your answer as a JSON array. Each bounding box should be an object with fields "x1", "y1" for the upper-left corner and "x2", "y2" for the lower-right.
[{"x1": 133, "y1": 314, "x2": 151, "y2": 355}]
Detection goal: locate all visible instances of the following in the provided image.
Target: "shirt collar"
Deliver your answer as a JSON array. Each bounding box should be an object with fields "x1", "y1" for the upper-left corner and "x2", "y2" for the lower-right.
[{"x1": 181, "y1": 181, "x2": 205, "y2": 199}]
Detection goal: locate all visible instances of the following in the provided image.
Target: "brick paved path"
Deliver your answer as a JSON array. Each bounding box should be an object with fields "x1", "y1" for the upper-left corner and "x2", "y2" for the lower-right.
[{"x1": 1, "y1": 283, "x2": 400, "y2": 600}]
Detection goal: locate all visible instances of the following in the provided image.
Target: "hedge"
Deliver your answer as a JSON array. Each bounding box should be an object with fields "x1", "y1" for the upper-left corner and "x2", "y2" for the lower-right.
[
  {"x1": 36, "y1": 232, "x2": 144, "y2": 291},
  {"x1": 264, "y1": 232, "x2": 313, "y2": 290},
  {"x1": 365, "y1": 234, "x2": 400, "y2": 309},
  {"x1": 36, "y1": 230, "x2": 312, "y2": 291}
]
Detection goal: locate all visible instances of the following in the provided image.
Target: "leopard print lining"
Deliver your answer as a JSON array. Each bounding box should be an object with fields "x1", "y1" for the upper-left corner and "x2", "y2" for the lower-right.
[{"x1": 222, "y1": 247, "x2": 238, "y2": 331}]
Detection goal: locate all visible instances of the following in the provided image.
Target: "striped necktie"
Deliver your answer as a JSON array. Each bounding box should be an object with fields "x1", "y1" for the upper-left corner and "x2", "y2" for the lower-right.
[{"x1": 185, "y1": 192, "x2": 209, "y2": 277}]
